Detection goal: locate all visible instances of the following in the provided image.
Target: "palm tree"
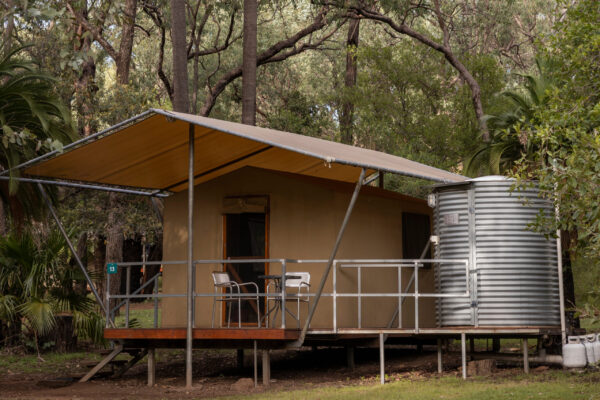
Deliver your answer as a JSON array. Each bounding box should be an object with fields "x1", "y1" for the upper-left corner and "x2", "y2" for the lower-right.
[
  {"x1": 465, "y1": 59, "x2": 552, "y2": 176},
  {"x1": 0, "y1": 45, "x2": 75, "y2": 227},
  {"x1": 0, "y1": 229, "x2": 104, "y2": 350}
]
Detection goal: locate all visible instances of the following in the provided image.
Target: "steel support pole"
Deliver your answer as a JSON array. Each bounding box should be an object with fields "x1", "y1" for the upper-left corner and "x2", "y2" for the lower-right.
[
  {"x1": 553, "y1": 163, "x2": 567, "y2": 344},
  {"x1": 253, "y1": 340, "x2": 258, "y2": 388},
  {"x1": 185, "y1": 124, "x2": 195, "y2": 388},
  {"x1": 556, "y1": 228, "x2": 567, "y2": 344},
  {"x1": 37, "y1": 183, "x2": 114, "y2": 327},
  {"x1": 296, "y1": 168, "x2": 366, "y2": 346},
  {"x1": 461, "y1": 333, "x2": 467, "y2": 380},
  {"x1": 379, "y1": 333, "x2": 385, "y2": 385},
  {"x1": 125, "y1": 267, "x2": 131, "y2": 328},
  {"x1": 523, "y1": 338, "x2": 529, "y2": 374},
  {"x1": 148, "y1": 348, "x2": 156, "y2": 386},
  {"x1": 437, "y1": 338, "x2": 443, "y2": 374}
]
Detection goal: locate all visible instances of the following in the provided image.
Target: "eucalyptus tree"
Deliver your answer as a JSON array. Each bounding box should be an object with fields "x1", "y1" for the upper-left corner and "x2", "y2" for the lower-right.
[{"x1": 334, "y1": 0, "x2": 554, "y2": 142}]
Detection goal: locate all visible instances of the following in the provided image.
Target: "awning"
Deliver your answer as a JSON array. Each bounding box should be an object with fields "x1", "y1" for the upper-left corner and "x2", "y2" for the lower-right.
[{"x1": 23, "y1": 109, "x2": 465, "y2": 193}]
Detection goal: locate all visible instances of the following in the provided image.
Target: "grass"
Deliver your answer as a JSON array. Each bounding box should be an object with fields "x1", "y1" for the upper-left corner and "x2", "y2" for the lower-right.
[
  {"x1": 225, "y1": 371, "x2": 600, "y2": 400},
  {"x1": 0, "y1": 352, "x2": 101, "y2": 374},
  {"x1": 112, "y1": 302, "x2": 161, "y2": 328}
]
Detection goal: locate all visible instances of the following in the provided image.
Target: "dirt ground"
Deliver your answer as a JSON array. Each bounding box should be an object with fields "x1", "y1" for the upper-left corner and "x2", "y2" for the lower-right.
[{"x1": 0, "y1": 344, "x2": 551, "y2": 400}]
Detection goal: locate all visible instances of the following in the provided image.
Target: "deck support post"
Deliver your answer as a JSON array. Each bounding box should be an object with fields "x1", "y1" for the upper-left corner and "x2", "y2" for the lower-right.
[
  {"x1": 346, "y1": 346, "x2": 355, "y2": 370},
  {"x1": 296, "y1": 168, "x2": 367, "y2": 346},
  {"x1": 523, "y1": 339, "x2": 529, "y2": 374},
  {"x1": 37, "y1": 183, "x2": 113, "y2": 326},
  {"x1": 185, "y1": 123, "x2": 195, "y2": 388},
  {"x1": 253, "y1": 341, "x2": 258, "y2": 388},
  {"x1": 461, "y1": 333, "x2": 467, "y2": 380},
  {"x1": 437, "y1": 339, "x2": 443, "y2": 374},
  {"x1": 148, "y1": 348, "x2": 156, "y2": 386},
  {"x1": 262, "y1": 350, "x2": 270, "y2": 386},
  {"x1": 379, "y1": 333, "x2": 385, "y2": 385}
]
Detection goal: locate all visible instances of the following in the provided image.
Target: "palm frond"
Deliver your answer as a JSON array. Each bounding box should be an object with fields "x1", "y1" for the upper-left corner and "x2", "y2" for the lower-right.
[{"x1": 19, "y1": 297, "x2": 56, "y2": 336}]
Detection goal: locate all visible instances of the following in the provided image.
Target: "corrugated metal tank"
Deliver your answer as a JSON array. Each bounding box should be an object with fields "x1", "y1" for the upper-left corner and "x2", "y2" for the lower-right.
[{"x1": 433, "y1": 176, "x2": 560, "y2": 327}]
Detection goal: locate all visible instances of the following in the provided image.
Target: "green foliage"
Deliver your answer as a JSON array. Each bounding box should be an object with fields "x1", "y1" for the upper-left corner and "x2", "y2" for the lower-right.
[
  {"x1": 0, "y1": 45, "x2": 74, "y2": 182},
  {"x1": 465, "y1": 59, "x2": 552, "y2": 176},
  {"x1": 336, "y1": 41, "x2": 506, "y2": 189},
  {"x1": 0, "y1": 229, "x2": 104, "y2": 346},
  {"x1": 507, "y1": 0, "x2": 600, "y2": 313}
]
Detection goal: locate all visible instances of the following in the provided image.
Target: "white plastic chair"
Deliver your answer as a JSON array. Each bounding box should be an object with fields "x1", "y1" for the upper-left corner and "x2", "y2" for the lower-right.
[
  {"x1": 211, "y1": 271, "x2": 261, "y2": 328},
  {"x1": 266, "y1": 272, "x2": 310, "y2": 328}
]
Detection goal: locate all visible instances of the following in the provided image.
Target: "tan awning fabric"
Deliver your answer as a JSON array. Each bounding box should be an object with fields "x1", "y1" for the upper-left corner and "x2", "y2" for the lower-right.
[{"x1": 24, "y1": 109, "x2": 465, "y2": 192}]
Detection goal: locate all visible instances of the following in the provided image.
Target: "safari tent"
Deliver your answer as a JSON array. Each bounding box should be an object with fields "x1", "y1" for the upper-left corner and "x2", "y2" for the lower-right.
[{"x1": 7, "y1": 109, "x2": 561, "y2": 386}]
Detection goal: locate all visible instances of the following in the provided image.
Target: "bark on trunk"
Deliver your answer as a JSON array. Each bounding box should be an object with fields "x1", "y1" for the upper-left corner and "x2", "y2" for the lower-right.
[
  {"x1": 241, "y1": 0, "x2": 258, "y2": 125},
  {"x1": 106, "y1": 193, "x2": 124, "y2": 315},
  {"x1": 0, "y1": 199, "x2": 7, "y2": 236},
  {"x1": 72, "y1": 2, "x2": 98, "y2": 137},
  {"x1": 92, "y1": 234, "x2": 106, "y2": 305},
  {"x1": 561, "y1": 229, "x2": 579, "y2": 331},
  {"x1": 143, "y1": 232, "x2": 163, "y2": 295},
  {"x1": 340, "y1": 18, "x2": 360, "y2": 145},
  {"x1": 171, "y1": 0, "x2": 189, "y2": 113},
  {"x1": 73, "y1": 232, "x2": 88, "y2": 296},
  {"x1": 44, "y1": 314, "x2": 76, "y2": 353},
  {"x1": 116, "y1": 0, "x2": 137, "y2": 85}
]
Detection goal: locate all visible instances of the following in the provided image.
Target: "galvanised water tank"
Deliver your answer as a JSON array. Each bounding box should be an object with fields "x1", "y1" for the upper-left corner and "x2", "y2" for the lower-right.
[{"x1": 432, "y1": 176, "x2": 560, "y2": 327}]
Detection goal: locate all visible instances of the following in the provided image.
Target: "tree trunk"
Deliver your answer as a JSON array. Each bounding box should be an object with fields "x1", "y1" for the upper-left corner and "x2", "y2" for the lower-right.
[
  {"x1": 92, "y1": 234, "x2": 106, "y2": 304},
  {"x1": 121, "y1": 236, "x2": 143, "y2": 297},
  {"x1": 340, "y1": 18, "x2": 360, "y2": 145},
  {"x1": 171, "y1": 0, "x2": 189, "y2": 113},
  {"x1": 143, "y1": 232, "x2": 163, "y2": 295},
  {"x1": 44, "y1": 314, "x2": 76, "y2": 353},
  {"x1": 0, "y1": 198, "x2": 7, "y2": 237},
  {"x1": 106, "y1": 193, "x2": 124, "y2": 315},
  {"x1": 561, "y1": 229, "x2": 579, "y2": 331},
  {"x1": 72, "y1": 2, "x2": 98, "y2": 137},
  {"x1": 73, "y1": 232, "x2": 88, "y2": 296},
  {"x1": 116, "y1": 0, "x2": 137, "y2": 85},
  {"x1": 241, "y1": 0, "x2": 258, "y2": 125}
]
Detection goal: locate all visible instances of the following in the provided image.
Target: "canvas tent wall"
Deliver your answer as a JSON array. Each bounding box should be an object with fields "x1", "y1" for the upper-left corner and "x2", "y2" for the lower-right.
[{"x1": 162, "y1": 167, "x2": 436, "y2": 329}]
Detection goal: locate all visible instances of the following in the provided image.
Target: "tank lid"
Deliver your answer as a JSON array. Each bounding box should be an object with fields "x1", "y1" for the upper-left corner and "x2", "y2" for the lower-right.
[{"x1": 468, "y1": 175, "x2": 515, "y2": 182}]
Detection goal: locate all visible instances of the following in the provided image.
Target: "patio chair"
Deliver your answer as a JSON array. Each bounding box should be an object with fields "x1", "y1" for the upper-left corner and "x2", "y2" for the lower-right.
[
  {"x1": 211, "y1": 271, "x2": 261, "y2": 328},
  {"x1": 266, "y1": 272, "x2": 310, "y2": 328}
]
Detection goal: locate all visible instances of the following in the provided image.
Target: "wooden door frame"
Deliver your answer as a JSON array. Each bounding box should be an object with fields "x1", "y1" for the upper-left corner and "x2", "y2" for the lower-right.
[{"x1": 221, "y1": 196, "x2": 270, "y2": 326}]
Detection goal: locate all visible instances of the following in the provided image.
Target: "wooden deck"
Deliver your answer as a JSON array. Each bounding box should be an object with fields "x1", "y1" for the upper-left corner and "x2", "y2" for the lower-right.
[
  {"x1": 103, "y1": 326, "x2": 561, "y2": 349},
  {"x1": 105, "y1": 328, "x2": 300, "y2": 340}
]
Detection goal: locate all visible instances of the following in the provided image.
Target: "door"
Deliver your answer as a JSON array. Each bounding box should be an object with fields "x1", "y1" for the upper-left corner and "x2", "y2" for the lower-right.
[{"x1": 223, "y1": 212, "x2": 268, "y2": 326}]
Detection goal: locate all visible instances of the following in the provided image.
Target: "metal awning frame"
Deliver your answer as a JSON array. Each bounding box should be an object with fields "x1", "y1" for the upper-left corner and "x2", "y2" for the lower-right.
[{"x1": 3, "y1": 111, "x2": 464, "y2": 388}]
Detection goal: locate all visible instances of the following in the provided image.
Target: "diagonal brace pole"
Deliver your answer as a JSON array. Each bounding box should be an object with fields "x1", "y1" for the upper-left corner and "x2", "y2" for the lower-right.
[
  {"x1": 294, "y1": 168, "x2": 366, "y2": 346},
  {"x1": 38, "y1": 183, "x2": 114, "y2": 327}
]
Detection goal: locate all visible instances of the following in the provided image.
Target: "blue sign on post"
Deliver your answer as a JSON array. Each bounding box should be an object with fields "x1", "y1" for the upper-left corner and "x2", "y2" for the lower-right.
[{"x1": 107, "y1": 263, "x2": 118, "y2": 274}]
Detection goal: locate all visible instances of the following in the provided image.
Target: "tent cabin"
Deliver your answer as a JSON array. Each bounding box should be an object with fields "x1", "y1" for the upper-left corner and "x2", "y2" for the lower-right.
[
  {"x1": 161, "y1": 166, "x2": 436, "y2": 330},
  {"x1": 21, "y1": 108, "x2": 465, "y2": 334},
  {"x1": 15, "y1": 109, "x2": 490, "y2": 383}
]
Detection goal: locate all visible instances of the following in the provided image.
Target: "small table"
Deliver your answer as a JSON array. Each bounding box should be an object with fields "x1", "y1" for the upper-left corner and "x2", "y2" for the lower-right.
[{"x1": 258, "y1": 274, "x2": 301, "y2": 328}]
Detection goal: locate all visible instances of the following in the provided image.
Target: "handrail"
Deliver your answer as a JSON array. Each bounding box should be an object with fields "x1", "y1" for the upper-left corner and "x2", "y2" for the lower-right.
[{"x1": 106, "y1": 257, "x2": 471, "y2": 332}]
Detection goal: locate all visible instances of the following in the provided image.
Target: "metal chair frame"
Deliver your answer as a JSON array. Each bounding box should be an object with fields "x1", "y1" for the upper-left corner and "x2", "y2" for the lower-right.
[
  {"x1": 266, "y1": 272, "x2": 310, "y2": 328},
  {"x1": 211, "y1": 271, "x2": 261, "y2": 328}
]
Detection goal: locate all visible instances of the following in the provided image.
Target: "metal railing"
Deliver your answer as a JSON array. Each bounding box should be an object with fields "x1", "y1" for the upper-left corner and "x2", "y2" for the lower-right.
[{"x1": 105, "y1": 258, "x2": 471, "y2": 333}]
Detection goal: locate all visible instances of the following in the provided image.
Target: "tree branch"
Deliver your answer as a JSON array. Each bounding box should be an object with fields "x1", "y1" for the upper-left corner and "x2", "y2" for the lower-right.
[
  {"x1": 65, "y1": 1, "x2": 119, "y2": 63},
  {"x1": 351, "y1": 6, "x2": 490, "y2": 141},
  {"x1": 199, "y1": 8, "x2": 333, "y2": 117}
]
